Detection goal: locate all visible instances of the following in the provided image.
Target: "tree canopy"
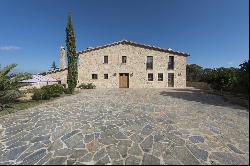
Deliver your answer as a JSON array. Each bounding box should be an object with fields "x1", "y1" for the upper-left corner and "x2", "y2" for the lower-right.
[{"x1": 187, "y1": 60, "x2": 249, "y2": 94}]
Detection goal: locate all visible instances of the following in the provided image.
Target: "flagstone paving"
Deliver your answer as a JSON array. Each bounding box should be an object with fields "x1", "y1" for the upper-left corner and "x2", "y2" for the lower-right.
[{"x1": 0, "y1": 88, "x2": 249, "y2": 165}]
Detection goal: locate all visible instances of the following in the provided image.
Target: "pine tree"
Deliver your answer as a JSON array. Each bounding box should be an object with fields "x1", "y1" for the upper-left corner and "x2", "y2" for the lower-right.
[
  {"x1": 66, "y1": 14, "x2": 78, "y2": 93},
  {"x1": 51, "y1": 61, "x2": 57, "y2": 70}
]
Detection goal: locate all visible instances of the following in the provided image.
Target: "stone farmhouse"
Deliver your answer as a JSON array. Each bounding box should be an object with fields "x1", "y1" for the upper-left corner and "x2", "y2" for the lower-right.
[{"x1": 45, "y1": 40, "x2": 190, "y2": 88}]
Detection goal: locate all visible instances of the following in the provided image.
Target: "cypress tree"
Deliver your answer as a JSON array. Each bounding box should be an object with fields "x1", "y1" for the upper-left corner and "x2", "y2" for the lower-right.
[{"x1": 66, "y1": 14, "x2": 78, "y2": 93}]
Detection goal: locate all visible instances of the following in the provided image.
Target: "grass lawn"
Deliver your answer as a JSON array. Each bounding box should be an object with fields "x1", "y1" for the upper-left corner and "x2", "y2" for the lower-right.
[
  {"x1": 0, "y1": 91, "x2": 79, "y2": 117},
  {"x1": 0, "y1": 100, "x2": 45, "y2": 117}
]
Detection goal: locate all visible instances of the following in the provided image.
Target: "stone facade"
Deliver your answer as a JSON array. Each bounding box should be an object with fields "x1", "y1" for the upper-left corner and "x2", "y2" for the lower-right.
[
  {"x1": 46, "y1": 69, "x2": 68, "y2": 85},
  {"x1": 46, "y1": 40, "x2": 188, "y2": 88},
  {"x1": 78, "y1": 42, "x2": 187, "y2": 88}
]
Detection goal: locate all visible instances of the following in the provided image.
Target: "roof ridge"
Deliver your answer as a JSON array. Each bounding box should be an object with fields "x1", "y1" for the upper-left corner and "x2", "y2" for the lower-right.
[{"x1": 78, "y1": 40, "x2": 190, "y2": 56}]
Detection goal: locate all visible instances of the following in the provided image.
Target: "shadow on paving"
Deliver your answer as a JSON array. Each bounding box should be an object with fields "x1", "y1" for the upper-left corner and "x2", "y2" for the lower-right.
[{"x1": 159, "y1": 89, "x2": 247, "y2": 110}]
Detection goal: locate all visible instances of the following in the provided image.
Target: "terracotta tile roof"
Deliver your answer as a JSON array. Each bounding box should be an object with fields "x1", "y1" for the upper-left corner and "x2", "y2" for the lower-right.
[{"x1": 78, "y1": 40, "x2": 190, "y2": 56}]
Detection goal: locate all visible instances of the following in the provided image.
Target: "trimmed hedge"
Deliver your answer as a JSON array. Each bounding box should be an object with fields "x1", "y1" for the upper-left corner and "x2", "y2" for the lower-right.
[
  {"x1": 32, "y1": 84, "x2": 65, "y2": 100},
  {"x1": 78, "y1": 83, "x2": 96, "y2": 89}
]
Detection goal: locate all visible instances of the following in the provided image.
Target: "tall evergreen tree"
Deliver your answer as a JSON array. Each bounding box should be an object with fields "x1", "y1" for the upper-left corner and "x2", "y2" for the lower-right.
[
  {"x1": 51, "y1": 61, "x2": 57, "y2": 70},
  {"x1": 66, "y1": 14, "x2": 78, "y2": 93}
]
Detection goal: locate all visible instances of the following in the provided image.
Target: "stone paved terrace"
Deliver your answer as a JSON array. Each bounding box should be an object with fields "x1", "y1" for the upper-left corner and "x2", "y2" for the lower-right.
[{"x1": 0, "y1": 88, "x2": 249, "y2": 165}]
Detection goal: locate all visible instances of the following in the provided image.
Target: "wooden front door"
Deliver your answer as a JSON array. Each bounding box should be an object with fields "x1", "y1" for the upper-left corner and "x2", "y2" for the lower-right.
[
  {"x1": 168, "y1": 73, "x2": 174, "y2": 87},
  {"x1": 119, "y1": 73, "x2": 129, "y2": 88}
]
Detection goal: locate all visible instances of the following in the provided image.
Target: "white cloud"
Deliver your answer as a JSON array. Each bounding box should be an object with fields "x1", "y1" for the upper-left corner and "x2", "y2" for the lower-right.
[
  {"x1": 0, "y1": 46, "x2": 21, "y2": 51},
  {"x1": 227, "y1": 61, "x2": 234, "y2": 65}
]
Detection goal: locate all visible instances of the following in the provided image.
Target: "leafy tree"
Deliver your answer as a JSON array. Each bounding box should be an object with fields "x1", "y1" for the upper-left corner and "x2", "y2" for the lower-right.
[
  {"x1": 186, "y1": 64, "x2": 203, "y2": 82},
  {"x1": 237, "y1": 60, "x2": 249, "y2": 93},
  {"x1": 51, "y1": 61, "x2": 57, "y2": 70},
  {"x1": 207, "y1": 67, "x2": 238, "y2": 92},
  {"x1": 200, "y1": 68, "x2": 214, "y2": 82},
  {"x1": 187, "y1": 60, "x2": 249, "y2": 95},
  {"x1": 66, "y1": 14, "x2": 78, "y2": 93},
  {"x1": 0, "y1": 64, "x2": 31, "y2": 110},
  {"x1": 239, "y1": 60, "x2": 249, "y2": 73}
]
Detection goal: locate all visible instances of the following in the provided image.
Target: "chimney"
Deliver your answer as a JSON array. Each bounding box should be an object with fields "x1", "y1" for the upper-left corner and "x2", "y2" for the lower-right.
[{"x1": 60, "y1": 46, "x2": 66, "y2": 69}]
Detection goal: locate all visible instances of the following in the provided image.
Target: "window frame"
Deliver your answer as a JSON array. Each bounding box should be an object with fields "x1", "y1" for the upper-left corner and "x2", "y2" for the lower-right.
[
  {"x1": 158, "y1": 73, "x2": 163, "y2": 81},
  {"x1": 168, "y1": 56, "x2": 174, "y2": 70},
  {"x1": 104, "y1": 56, "x2": 108, "y2": 64},
  {"x1": 122, "y1": 56, "x2": 127, "y2": 64},
  {"x1": 146, "y1": 56, "x2": 153, "y2": 70},
  {"x1": 104, "y1": 74, "x2": 108, "y2": 79},
  {"x1": 92, "y1": 74, "x2": 98, "y2": 80},
  {"x1": 148, "y1": 73, "x2": 153, "y2": 81}
]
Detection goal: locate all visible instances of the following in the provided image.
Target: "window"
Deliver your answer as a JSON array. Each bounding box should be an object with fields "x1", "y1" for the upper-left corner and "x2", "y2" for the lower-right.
[
  {"x1": 168, "y1": 56, "x2": 174, "y2": 70},
  {"x1": 168, "y1": 73, "x2": 174, "y2": 87},
  {"x1": 158, "y1": 73, "x2": 163, "y2": 81},
  {"x1": 148, "y1": 73, "x2": 153, "y2": 81},
  {"x1": 92, "y1": 74, "x2": 98, "y2": 79},
  {"x1": 122, "y1": 56, "x2": 127, "y2": 63},
  {"x1": 146, "y1": 56, "x2": 153, "y2": 69},
  {"x1": 104, "y1": 74, "x2": 108, "y2": 79},
  {"x1": 104, "y1": 56, "x2": 108, "y2": 64}
]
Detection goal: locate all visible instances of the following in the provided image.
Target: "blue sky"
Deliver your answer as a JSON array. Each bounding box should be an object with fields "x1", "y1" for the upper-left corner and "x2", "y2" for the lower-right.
[{"x1": 0, "y1": 0, "x2": 248, "y2": 73}]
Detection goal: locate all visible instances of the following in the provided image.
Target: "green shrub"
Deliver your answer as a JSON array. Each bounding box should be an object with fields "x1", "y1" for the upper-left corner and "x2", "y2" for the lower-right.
[
  {"x1": 41, "y1": 84, "x2": 64, "y2": 97},
  {"x1": 0, "y1": 64, "x2": 31, "y2": 110},
  {"x1": 32, "y1": 84, "x2": 65, "y2": 100},
  {"x1": 32, "y1": 89, "x2": 51, "y2": 100},
  {"x1": 78, "y1": 83, "x2": 96, "y2": 89}
]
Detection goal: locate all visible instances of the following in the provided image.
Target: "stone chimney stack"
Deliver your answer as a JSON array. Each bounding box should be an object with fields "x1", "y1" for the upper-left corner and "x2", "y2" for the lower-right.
[{"x1": 60, "y1": 46, "x2": 66, "y2": 69}]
